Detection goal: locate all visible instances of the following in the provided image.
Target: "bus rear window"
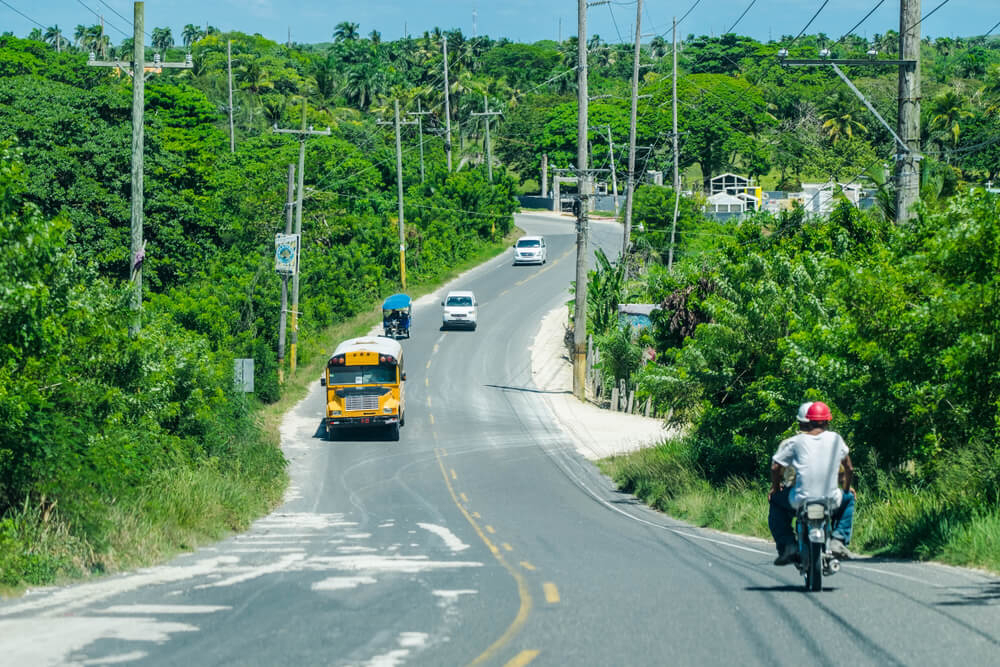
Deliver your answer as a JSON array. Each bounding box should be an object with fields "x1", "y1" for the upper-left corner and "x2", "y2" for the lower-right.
[{"x1": 329, "y1": 365, "x2": 397, "y2": 385}]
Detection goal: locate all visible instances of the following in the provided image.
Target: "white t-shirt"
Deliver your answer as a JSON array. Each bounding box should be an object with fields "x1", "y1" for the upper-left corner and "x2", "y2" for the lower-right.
[{"x1": 772, "y1": 431, "x2": 848, "y2": 508}]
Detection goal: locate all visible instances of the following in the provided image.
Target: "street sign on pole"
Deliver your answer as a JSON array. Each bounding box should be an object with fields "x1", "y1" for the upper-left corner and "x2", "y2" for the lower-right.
[
  {"x1": 234, "y1": 358, "x2": 254, "y2": 393},
  {"x1": 275, "y1": 233, "x2": 300, "y2": 275}
]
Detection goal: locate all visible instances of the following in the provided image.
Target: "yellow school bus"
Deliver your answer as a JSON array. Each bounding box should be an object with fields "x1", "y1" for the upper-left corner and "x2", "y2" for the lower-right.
[{"x1": 321, "y1": 336, "x2": 406, "y2": 441}]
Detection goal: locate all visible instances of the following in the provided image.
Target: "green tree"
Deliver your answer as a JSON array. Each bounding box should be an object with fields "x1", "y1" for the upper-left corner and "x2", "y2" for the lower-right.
[
  {"x1": 333, "y1": 22, "x2": 360, "y2": 43},
  {"x1": 151, "y1": 27, "x2": 174, "y2": 53}
]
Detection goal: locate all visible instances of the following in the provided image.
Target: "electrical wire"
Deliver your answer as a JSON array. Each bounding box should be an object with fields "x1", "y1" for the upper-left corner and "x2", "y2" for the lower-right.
[
  {"x1": 904, "y1": 0, "x2": 951, "y2": 35},
  {"x1": 836, "y1": 0, "x2": 887, "y2": 44},
  {"x1": 0, "y1": 0, "x2": 45, "y2": 29},
  {"x1": 724, "y1": 0, "x2": 758, "y2": 35},
  {"x1": 74, "y1": 0, "x2": 130, "y2": 39},
  {"x1": 787, "y1": 0, "x2": 832, "y2": 50}
]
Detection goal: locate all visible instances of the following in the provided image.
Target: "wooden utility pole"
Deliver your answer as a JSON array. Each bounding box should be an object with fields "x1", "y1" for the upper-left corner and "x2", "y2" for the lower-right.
[
  {"x1": 471, "y1": 95, "x2": 502, "y2": 182},
  {"x1": 87, "y1": 2, "x2": 192, "y2": 336},
  {"x1": 443, "y1": 38, "x2": 453, "y2": 172},
  {"x1": 227, "y1": 39, "x2": 235, "y2": 152},
  {"x1": 407, "y1": 100, "x2": 431, "y2": 183},
  {"x1": 623, "y1": 0, "x2": 642, "y2": 253},
  {"x1": 896, "y1": 0, "x2": 921, "y2": 223},
  {"x1": 273, "y1": 102, "x2": 330, "y2": 373},
  {"x1": 573, "y1": 0, "x2": 590, "y2": 401},
  {"x1": 277, "y1": 163, "x2": 294, "y2": 383},
  {"x1": 669, "y1": 16, "x2": 680, "y2": 272}
]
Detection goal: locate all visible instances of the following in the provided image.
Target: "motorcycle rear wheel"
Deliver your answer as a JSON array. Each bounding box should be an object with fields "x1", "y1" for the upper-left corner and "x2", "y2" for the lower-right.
[{"x1": 805, "y1": 541, "x2": 823, "y2": 591}]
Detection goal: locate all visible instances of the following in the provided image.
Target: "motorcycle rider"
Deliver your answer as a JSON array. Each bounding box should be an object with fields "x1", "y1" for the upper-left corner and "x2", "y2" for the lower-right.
[{"x1": 768, "y1": 401, "x2": 855, "y2": 565}]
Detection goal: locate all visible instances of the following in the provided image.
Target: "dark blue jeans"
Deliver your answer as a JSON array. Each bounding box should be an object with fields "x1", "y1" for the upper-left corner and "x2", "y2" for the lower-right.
[{"x1": 769, "y1": 488, "x2": 855, "y2": 553}]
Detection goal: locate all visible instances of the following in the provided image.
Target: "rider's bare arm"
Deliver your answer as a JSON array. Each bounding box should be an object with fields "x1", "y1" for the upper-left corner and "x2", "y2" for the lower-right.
[
  {"x1": 769, "y1": 462, "x2": 784, "y2": 498},
  {"x1": 841, "y1": 454, "x2": 854, "y2": 493}
]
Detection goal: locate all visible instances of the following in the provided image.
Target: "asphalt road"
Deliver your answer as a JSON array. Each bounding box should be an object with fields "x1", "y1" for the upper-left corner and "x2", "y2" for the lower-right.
[{"x1": 2, "y1": 212, "x2": 998, "y2": 666}]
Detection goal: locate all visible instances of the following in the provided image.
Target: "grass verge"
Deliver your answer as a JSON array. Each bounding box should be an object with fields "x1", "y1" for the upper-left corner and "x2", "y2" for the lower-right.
[{"x1": 598, "y1": 437, "x2": 1000, "y2": 575}]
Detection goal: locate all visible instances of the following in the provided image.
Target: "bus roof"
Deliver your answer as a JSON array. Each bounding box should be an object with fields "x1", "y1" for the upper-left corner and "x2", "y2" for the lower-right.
[{"x1": 331, "y1": 336, "x2": 403, "y2": 360}]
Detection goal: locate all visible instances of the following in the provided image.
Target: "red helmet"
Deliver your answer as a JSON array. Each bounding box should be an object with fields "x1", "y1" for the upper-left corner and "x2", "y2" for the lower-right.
[{"x1": 805, "y1": 401, "x2": 833, "y2": 422}]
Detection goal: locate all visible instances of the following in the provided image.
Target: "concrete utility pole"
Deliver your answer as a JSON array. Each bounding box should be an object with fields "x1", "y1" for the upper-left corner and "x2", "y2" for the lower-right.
[
  {"x1": 669, "y1": 16, "x2": 680, "y2": 272},
  {"x1": 541, "y1": 153, "x2": 548, "y2": 197},
  {"x1": 273, "y1": 102, "x2": 330, "y2": 374},
  {"x1": 277, "y1": 163, "x2": 295, "y2": 383},
  {"x1": 379, "y1": 103, "x2": 417, "y2": 288},
  {"x1": 87, "y1": 1, "x2": 192, "y2": 336},
  {"x1": 623, "y1": 0, "x2": 642, "y2": 254},
  {"x1": 471, "y1": 95, "x2": 502, "y2": 181},
  {"x1": 573, "y1": 0, "x2": 590, "y2": 401},
  {"x1": 227, "y1": 39, "x2": 235, "y2": 152},
  {"x1": 605, "y1": 125, "x2": 619, "y2": 216},
  {"x1": 896, "y1": 0, "x2": 921, "y2": 223},
  {"x1": 443, "y1": 38, "x2": 453, "y2": 172},
  {"x1": 407, "y1": 100, "x2": 431, "y2": 183}
]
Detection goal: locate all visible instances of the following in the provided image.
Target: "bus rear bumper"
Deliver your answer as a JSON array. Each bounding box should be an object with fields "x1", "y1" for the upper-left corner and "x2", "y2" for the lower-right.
[{"x1": 326, "y1": 415, "x2": 399, "y2": 429}]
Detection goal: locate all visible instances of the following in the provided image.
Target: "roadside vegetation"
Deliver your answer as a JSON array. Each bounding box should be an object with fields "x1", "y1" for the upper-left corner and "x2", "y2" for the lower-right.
[{"x1": 2, "y1": 20, "x2": 998, "y2": 589}]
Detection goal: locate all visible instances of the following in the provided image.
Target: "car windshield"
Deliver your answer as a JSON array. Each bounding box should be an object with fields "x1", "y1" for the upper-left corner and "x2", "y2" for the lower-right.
[
  {"x1": 328, "y1": 365, "x2": 397, "y2": 385},
  {"x1": 446, "y1": 296, "x2": 473, "y2": 307},
  {"x1": 517, "y1": 239, "x2": 541, "y2": 248}
]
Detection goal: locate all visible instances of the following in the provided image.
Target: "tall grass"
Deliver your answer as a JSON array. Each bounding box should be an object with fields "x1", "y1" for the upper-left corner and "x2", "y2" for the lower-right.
[{"x1": 600, "y1": 436, "x2": 1000, "y2": 574}]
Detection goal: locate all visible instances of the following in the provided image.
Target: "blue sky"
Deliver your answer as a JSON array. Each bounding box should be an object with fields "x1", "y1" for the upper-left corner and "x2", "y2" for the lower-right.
[{"x1": 2, "y1": 1, "x2": 998, "y2": 47}]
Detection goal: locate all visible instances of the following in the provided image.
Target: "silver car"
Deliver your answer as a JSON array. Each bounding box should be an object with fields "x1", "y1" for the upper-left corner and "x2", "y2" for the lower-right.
[
  {"x1": 441, "y1": 290, "x2": 478, "y2": 330},
  {"x1": 513, "y1": 236, "x2": 547, "y2": 265}
]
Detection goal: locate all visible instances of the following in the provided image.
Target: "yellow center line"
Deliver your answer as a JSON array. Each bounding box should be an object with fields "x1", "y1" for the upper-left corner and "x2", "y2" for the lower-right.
[
  {"x1": 425, "y1": 377, "x2": 429, "y2": 387},
  {"x1": 472, "y1": 511, "x2": 481, "y2": 518},
  {"x1": 433, "y1": 343, "x2": 440, "y2": 354},
  {"x1": 504, "y1": 650, "x2": 540, "y2": 667},
  {"x1": 426, "y1": 360, "x2": 432, "y2": 369},
  {"x1": 450, "y1": 469, "x2": 457, "y2": 480},
  {"x1": 429, "y1": 414, "x2": 435, "y2": 425},
  {"x1": 434, "y1": 449, "x2": 533, "y2": 666},
  {"x1": 460, "y1": 492, "x2": 469, "y2": 503},
  {"x1": 543, "y1": 582, "x2": 560, "y2": 604},
  {"x1": 502, "y1": 543, "x2": 513, "y2": 552},
  {"x1": 485, "y1": 525, "x2": 495, "y2": 534},
  {"x1": 519, "y1": 561, "x2": 536, "y2": 571}
]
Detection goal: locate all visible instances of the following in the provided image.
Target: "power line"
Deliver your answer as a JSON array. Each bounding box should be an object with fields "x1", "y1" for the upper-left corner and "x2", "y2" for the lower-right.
[
  {"x1": 788, "y1": 0, "x2": 832, "y2": 49},
  {"x1": 677, "y1": 0, "x2": 702, "y2": 27},
  {"x1": 0, "y1": 0, "x2": 45, "y2": 29},
  {"x1": 94, "y1": 0, "x2": 132, "y2": 30},
  {"x1": 984, "y1": 19, "x2": 1000, "y2": 38},
  {"x1": 836, "y1": 0, "x2": 887, "y2": 43},
  {"x1": 74, "y1": 0, "x2": 130, "y2": 39},
  {"x1": 725, "y1": 0, "x2": 758, "y2": 35},
  {"x1": 905, "y1": 0, "x2": 951, "y2": 34}
]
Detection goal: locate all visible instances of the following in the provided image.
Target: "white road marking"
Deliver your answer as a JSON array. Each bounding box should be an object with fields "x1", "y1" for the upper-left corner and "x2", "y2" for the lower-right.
[
  {"x1": 312, "y1": 576, "x2": 377, "y2": 591},
  {"x1": 418, "y1": 523, "x2": 471, "y2": 552},
  {"x1": 99, "y1": 605, "x2": 230, "y2": 615}
]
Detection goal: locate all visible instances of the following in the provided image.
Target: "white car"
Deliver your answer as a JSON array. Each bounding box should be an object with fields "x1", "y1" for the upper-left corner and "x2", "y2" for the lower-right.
[
  {"x1": 441, "y1": 290, "x2": 478, "y2": 330},
  {"x1": 513, "y1": 236, "x2": 547, "y2": 265}
]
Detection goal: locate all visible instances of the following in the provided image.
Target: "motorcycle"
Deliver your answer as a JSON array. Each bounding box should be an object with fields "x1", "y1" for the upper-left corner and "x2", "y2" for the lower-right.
[{"x1": 794, "y1": 498, "x2": 841, "y2": 591}]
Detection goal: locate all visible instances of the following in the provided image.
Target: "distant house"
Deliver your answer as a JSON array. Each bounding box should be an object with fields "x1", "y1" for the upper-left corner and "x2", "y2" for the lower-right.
[
  {"x1": 709, "y1": 173, "x2": 762, "y2": 212},
  {"x1": 706, "y1": 192, "x2": 747, "y2": 218}
]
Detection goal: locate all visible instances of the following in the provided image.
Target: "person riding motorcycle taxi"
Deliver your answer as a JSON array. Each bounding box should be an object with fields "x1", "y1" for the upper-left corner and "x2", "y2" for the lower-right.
[{"x1": 768, "y1": 401, "x2": 856, "y2": 565}]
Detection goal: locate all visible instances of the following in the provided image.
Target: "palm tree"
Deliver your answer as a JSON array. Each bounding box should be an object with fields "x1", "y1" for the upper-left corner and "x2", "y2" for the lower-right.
[
  {"x1": 928, "y1": 90, "x2": 973, "y2": 151},
  {"x1": 43, "y1": 25, "x2": 65, "y2": 51},
  {"x1": 369, "y1": 30, "x2": 381, "y2": 46},
  {"x1": 151, "y1": 27, "x2": 174, "y2": 53},
  {"x1": 182, "y1": 24, "x2": 204, "y2": 48},
  {"x1": 238, "y1": 59, "x2": 272, "y2": 95},
  {"x1": 649, "y1": 36, "x2": 668, "y2": 59},
  {"x1": 820, "y1": 91, "x2": 867, "y2": 144},
  {"x1": 73, "y1": 24, "x2": 87, "y2": 49},
  {"x1": 333, "y1": 21, "x2": 360, "y2": 42},
  {"x1": 28, "y1": 28, "x2": 42, "y2": 41},
  {"x1": 261, "y1": 95, "x2": 286, "y2": 126}
]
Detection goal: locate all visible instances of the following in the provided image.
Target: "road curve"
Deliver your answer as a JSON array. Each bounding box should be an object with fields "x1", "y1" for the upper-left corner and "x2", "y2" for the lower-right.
[{"x1": 1, "y1": 212, "x2": 998, "y2": 666}]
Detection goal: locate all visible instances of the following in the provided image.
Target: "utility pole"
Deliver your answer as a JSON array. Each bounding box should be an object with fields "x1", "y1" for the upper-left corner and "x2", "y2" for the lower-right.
[
  {"x1": 277, "y1": 163, "x2": 295, "y2": 383},
  {"x1": 379, "y1": 103, "x2": 417, "y2": 288},
  {"x1": 227, "y1": 39, "x2": 235, "y2": 152},
  {"x1": 273, "y1": 102, "x2": 330, "y2": 374},
  {"x1": 87, "y1": 1, "x2": 192, "y2": 336},
  {"x1": 623, "y1": 0, "x2": 642, "y2": 254},
  {"x1": 443, "y1": 38, "x2": 453, "y2": 172},
  {"x1": 669, "y1": 16, "x2": 680, "y2": 272},
  {"x1": 605, "y1": 125, "x2": 619, "y2": 216},
  {"x1": 471, "y1": 95, "x2": 501, "y2": 182},
  {"x1": 407, "y1": 100, "x2": 431, "y2": 183},
  {"x1": 778, "y1": 1, "x2": 920, "y2": 226},
  {"x1": 573, "y1": 0, "x2": 591, "y2": 401},
  {"x1": 541, "y1": 153, "x2": 548, "y2": 197},
  {"x1": 896, "y1": 0, "x2": 921, "y2": 223}
]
